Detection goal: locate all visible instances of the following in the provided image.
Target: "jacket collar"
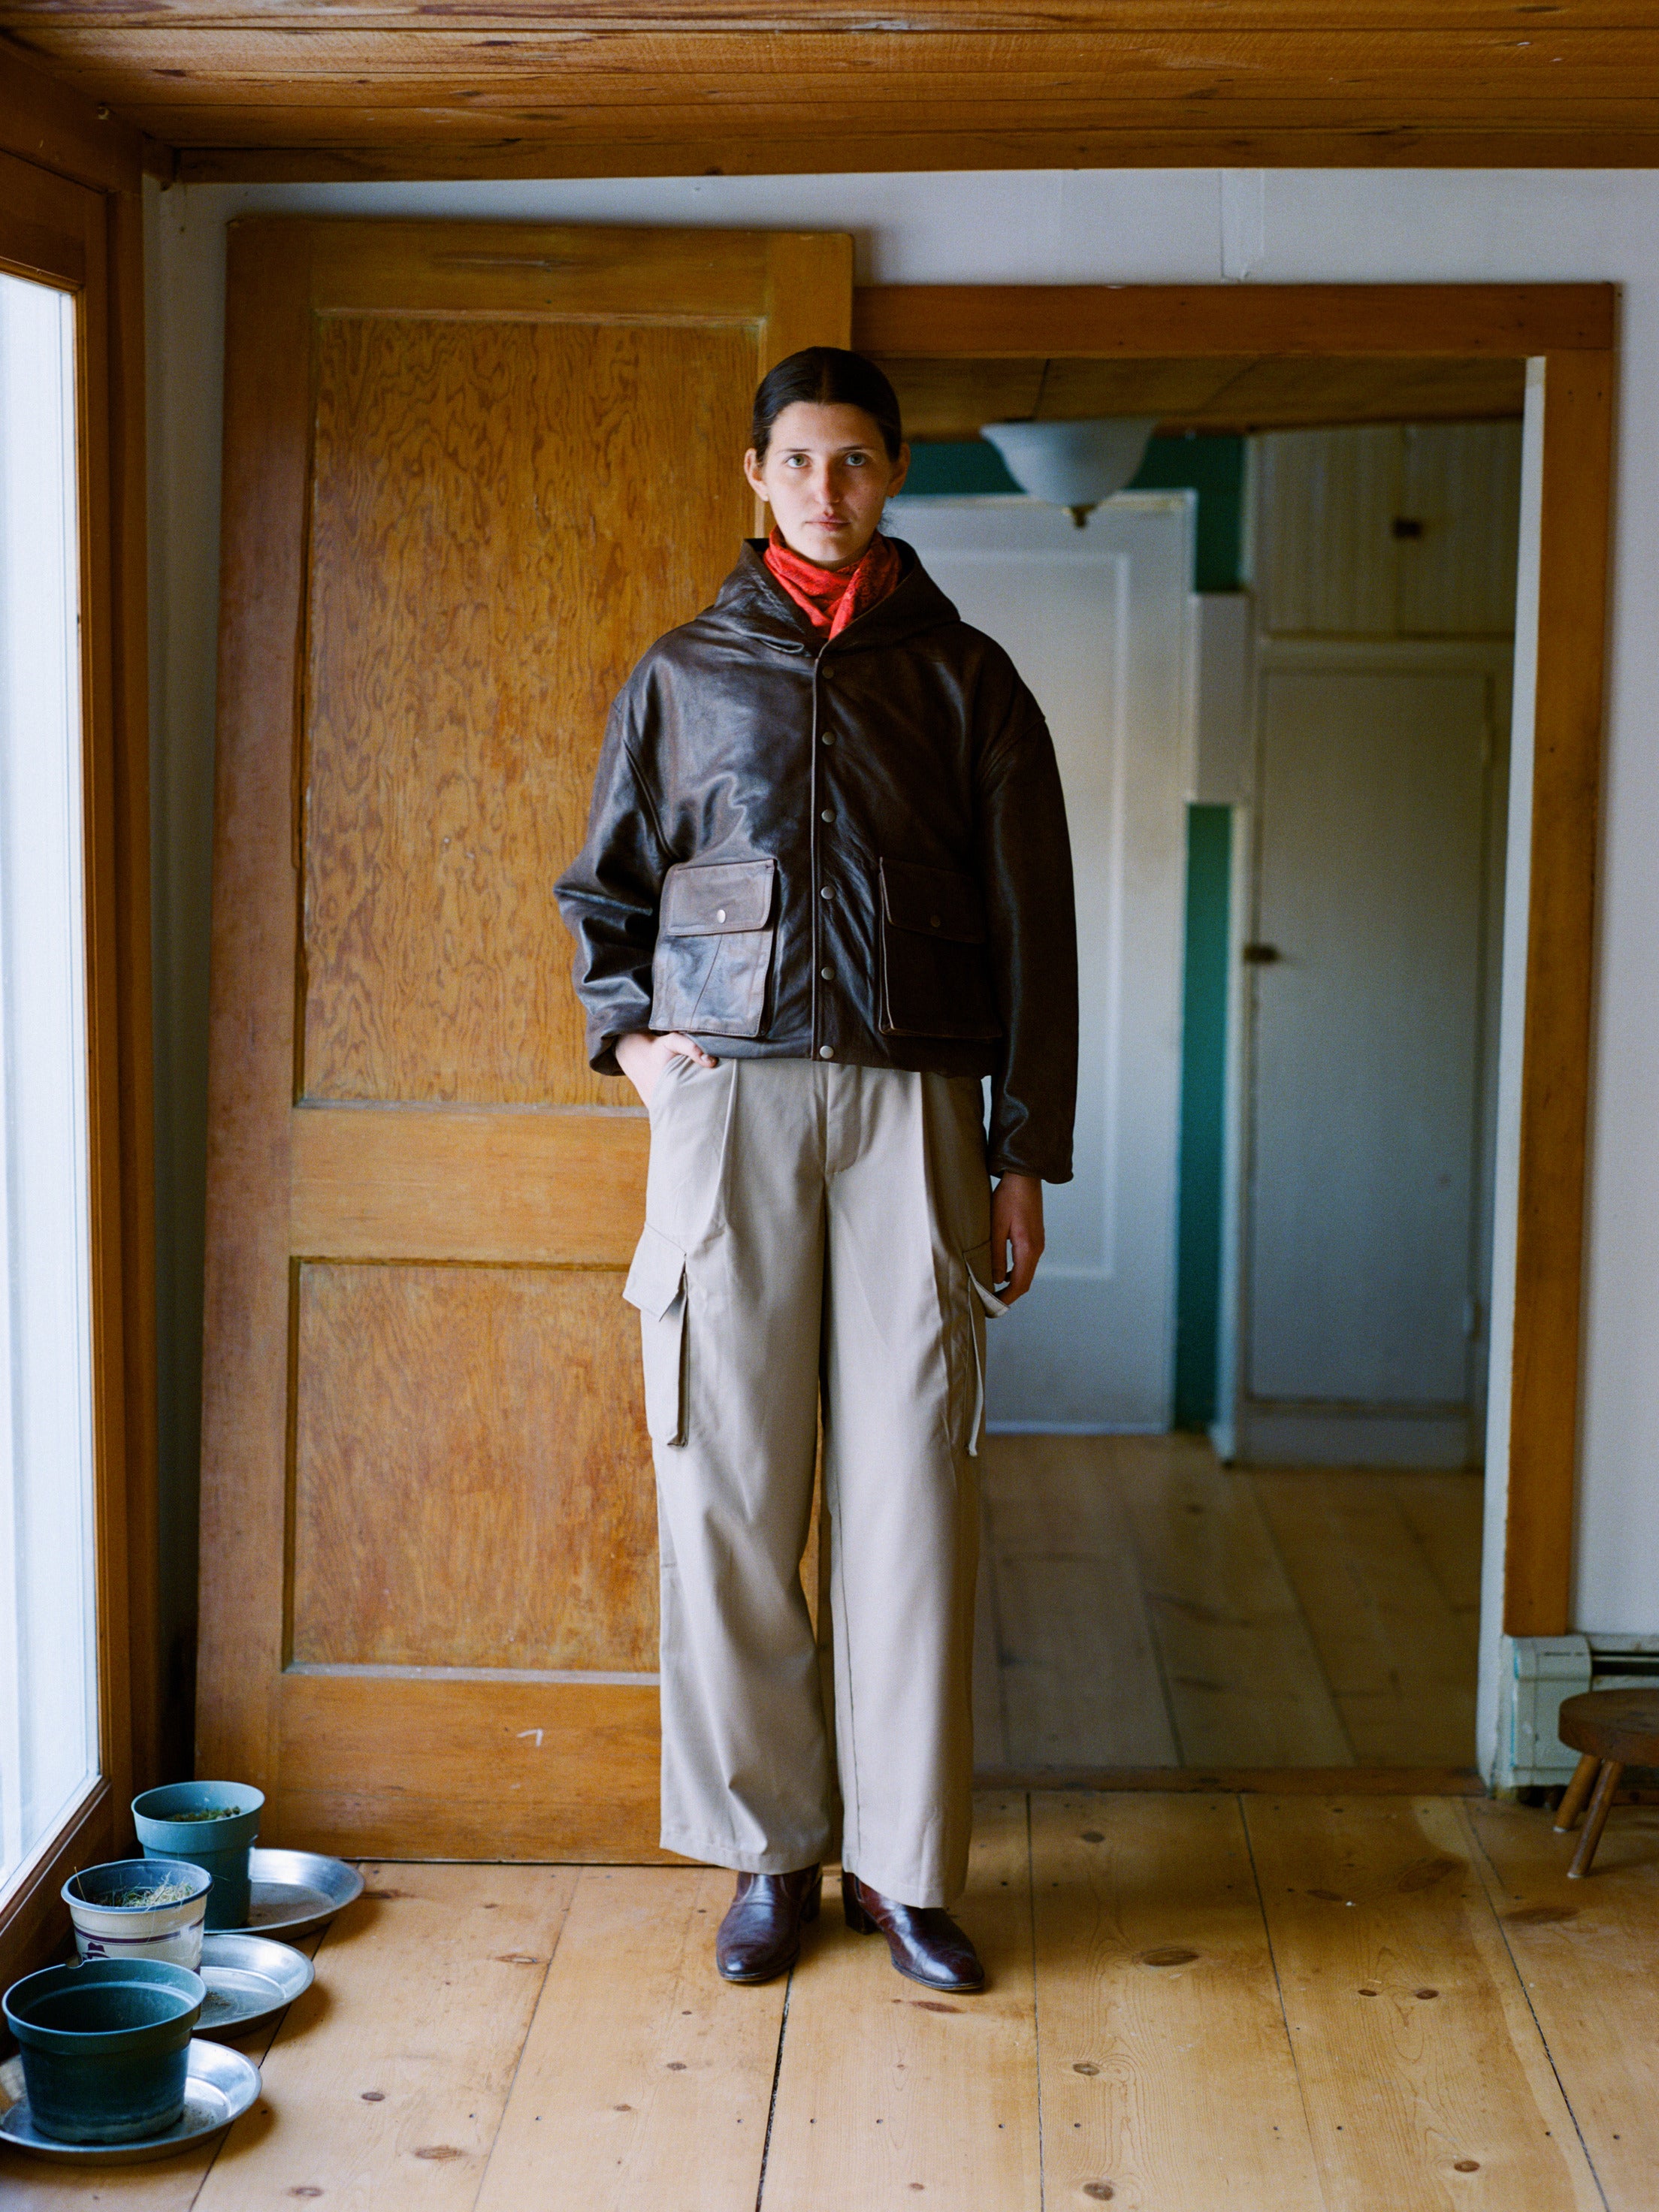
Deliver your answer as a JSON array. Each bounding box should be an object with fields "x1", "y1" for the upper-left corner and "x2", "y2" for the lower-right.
[{"x1": 710, "y1": 537, "x2": 960, "y2": 655}]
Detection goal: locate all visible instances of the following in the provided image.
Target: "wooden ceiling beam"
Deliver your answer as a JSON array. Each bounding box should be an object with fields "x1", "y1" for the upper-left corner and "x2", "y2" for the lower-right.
[
  {"x1": 854, "y1": 285, "x2": 1615, "y2": 360},
  {"x1": 0, "y1": 34, "x2": 144, "y2": 189},
  {"x1": 167, "y1": 131, "x2": 1659, "y2": 186}
]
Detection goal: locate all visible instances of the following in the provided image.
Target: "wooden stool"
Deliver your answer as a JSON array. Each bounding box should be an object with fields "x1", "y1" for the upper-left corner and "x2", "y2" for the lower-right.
[{"x1": 1552, "y1": 1688, "x2": 1659, "y2": 1877}]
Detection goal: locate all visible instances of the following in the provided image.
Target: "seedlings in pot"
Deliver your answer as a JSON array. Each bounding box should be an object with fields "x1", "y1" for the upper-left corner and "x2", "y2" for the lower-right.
[
  {"x1": 165, "y1": 1805, "x2": 243, "y2": 1822},
  {"x1": 99, "y1": 1879, "x2": 199, "y2": 1909}
]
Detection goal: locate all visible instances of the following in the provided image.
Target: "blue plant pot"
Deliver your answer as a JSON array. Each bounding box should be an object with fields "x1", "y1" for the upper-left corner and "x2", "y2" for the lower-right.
[
  {"x1": 131, "y1": 1781, "x2": 264, "y2": 1931},
  {"x1": 3, "y1": 1957, "x2": 204, "y2": 2143}
]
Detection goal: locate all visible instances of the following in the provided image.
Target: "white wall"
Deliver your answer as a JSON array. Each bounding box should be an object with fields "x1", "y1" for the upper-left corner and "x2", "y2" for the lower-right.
[
  {"x1": 147, "y1": 168, "x2": 1659, "y2": 1772},
  {"x1": 894, "y1": 495, "x2": 1192, "y2": 1432}
]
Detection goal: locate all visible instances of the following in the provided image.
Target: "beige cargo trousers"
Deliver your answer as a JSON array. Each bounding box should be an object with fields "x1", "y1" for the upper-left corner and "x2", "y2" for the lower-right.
[{"x1": 622, "y1": 1052, "x2": 1002, "y2": 1909}]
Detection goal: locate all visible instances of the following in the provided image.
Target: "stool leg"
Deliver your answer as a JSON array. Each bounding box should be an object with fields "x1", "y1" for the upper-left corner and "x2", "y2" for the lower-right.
[
  {"x1": 1554, "y1": 1751, "x2": 1600, "y2": 1833},
  {"x1": 1567, "y1": 1759, "x2": 1624, "y2": 1879}
]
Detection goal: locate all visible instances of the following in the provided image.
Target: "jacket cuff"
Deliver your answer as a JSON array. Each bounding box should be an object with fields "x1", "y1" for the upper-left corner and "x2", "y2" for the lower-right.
[
  {"x1": 591, "y1": 1028, "x2": 647, "y2": 1079},
  {"x1": 990, "y1": 1154, "x2": 1074, "y2": 1186}
]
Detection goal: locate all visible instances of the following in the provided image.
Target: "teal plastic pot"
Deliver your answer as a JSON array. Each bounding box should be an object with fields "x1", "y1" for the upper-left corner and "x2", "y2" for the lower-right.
[
  {"x1": 131, "y1": 1782, "x2": 264, "y2": 1931},
  {"x1": 3, "y1": 1957, "x2": 204, "y2": 2143}
]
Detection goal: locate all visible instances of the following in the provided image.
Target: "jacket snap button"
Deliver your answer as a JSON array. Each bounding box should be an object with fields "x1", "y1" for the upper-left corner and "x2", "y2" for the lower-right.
[
  {"x1": 929, "y1": 914, "x2": 941, "y2": 927},
  {"x1": 717, "y1": 908, "x2": 727, "y2": 922},
  {"x1": 820, "y1": 886, "x2": 833, "y2": 900},
  {"x1": 820, "y1": 808, "x2": 835, "y2": 823},
  {"x1": 818, "y1": 1046, "x2": 833, "y2": 1059},
  {"x1": 820, "y1": 965, "x2": 833, "y2": 981},
  {"x1": 820, "y1": 733, "x2": 834, "y2": 746}
]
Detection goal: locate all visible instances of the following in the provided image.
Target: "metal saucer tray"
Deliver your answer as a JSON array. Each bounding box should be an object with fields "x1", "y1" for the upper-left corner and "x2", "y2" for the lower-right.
[
  {"x1": 236, "y1": 1848, "x2": 364, "y2": 1941},
  {"x1": 197, "y1": 1931, "x2": 316, "y2": 2041},
  {"x1": 0, "y1": 2041, "x2": 261, "y2": 2165}
]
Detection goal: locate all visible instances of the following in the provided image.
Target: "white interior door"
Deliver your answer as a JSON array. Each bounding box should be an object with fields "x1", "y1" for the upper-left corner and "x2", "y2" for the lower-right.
[
  {"x1": 890, "y1": 494, "x2": 1192, "y2": 1429},
  {"x1": 1241, "y1": 660, "x2": 1494, "y2": 1465}
]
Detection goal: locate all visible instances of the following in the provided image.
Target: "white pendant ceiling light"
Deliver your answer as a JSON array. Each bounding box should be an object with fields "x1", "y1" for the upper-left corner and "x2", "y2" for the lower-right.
[{"x1": 979, "y1": 416, "x2": 1160, "y2": 527}]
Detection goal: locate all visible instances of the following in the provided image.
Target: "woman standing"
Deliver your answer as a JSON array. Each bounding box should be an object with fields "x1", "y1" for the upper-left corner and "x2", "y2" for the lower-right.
[{"x1": 558, "y1": 348, "x2": 1076, "y2": 1993}]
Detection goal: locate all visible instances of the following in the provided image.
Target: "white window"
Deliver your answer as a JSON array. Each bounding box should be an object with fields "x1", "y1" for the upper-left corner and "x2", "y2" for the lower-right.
[{"x1": 0, "y1": 267, "x2": 97, "y2": 1897}]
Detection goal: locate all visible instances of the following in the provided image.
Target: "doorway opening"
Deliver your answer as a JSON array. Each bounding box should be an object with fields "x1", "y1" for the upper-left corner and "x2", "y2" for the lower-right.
[{"x1": 881, "y1": 342, "x2": 1543, "y2": 1780}]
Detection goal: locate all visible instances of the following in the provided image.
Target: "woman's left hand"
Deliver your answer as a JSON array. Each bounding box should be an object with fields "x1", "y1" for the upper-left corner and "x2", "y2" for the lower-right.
[{"x1": 990, "y1": 1172, "x2": 1044, "y2": 1304}]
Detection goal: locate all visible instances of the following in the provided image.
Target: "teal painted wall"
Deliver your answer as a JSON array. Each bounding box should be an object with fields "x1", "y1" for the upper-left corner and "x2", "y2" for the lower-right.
[{"x1": 1173, "y1": 807, "x2": 1233, "y2": 1431}]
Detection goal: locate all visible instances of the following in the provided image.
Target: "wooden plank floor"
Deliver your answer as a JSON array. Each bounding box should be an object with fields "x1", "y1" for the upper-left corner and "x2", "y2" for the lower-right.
[
  {"x1": 977, "y1": 1434, "x2": 1484, "y2": 1772},
  {"x1": 12, "y1": 1794, "x2": 1656, "y2": 2210}
]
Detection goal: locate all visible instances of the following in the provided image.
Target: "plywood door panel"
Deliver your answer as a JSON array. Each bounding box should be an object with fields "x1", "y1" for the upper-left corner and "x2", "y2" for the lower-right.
[
  {"x1": 198, "y1": 217, "x2": 852, "y2": 1858},
  {"x1": 302, "y1": 313, "x2": 752, "y2": 1109},
  {"x1": 291, "y1": 1262, "x2": 654, "y2": 1672}
]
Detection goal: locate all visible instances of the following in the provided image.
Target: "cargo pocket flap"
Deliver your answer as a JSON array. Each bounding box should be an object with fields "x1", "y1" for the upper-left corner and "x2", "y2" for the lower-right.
[
  {"x1": 880, "y1": 858, "x2": 987, "y2": 944},
  {"x1": 660, "y1": 857, "x2": 776, "y2": 935},
  {"x1": 623, "y1": 1222, "x2": 687, "y2": 1322}
]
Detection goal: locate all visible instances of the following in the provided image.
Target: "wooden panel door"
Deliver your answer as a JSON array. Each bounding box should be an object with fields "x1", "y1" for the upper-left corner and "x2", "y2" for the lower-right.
[
  {"x1": 1243, "y1": 663, "x2": 1493, "y2": 1467},
  {"x1": 198, "y1": 218, "x2": 850, "y2": 1859}
]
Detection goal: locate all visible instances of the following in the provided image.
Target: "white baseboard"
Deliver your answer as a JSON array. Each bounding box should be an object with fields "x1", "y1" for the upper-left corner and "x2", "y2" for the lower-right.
[
  {"x1": 983, "y1": 1422, "x2": 1166, "y2": 1437},
  {"x1": 1234, "y1": 1402, "x2": 1476, "y2": 1468}
]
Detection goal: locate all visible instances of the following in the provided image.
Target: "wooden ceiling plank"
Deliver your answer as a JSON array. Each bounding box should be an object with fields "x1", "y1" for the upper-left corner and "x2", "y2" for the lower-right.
[
  {"x1": 1035, "y1": 355, "x2": 1266, "y2": 419},
  {"x1": 19, "y1": 23, "x2": 1659, "y2": 88},
  {"x1": 881, "y1": 353, "x2": 1525, "y2": 440},
  {"x1": 76, "y1": 92, "x2": 1659, "y2": 134},
  {"x1": 2, "y1": 3, "x2": 1657, "y2": 25},
  {"x1": 38, "y1": 83, "x2": 1659, "y2": 133},
  {"x1": 878, "y1": 357, "x2": 1048, "y2": 441},
  {"x1": 1188, "y1": 358, "x2": 1527, "y2": 426}
]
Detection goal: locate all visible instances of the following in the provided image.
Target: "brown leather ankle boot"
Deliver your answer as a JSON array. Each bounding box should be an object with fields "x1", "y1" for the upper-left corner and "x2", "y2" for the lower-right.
[
  {"x1": 841, "y1": 1872, "x2": 985, "y2": 1992},
  {"x1": 715, "y1": 1866, "x2": 822, "y2": 1984}
]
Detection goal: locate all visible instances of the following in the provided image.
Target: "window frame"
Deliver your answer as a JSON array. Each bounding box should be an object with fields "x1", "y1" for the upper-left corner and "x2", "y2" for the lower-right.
[{"x1": 0, "y1": 141, "x2": 157, "y2": 1990}]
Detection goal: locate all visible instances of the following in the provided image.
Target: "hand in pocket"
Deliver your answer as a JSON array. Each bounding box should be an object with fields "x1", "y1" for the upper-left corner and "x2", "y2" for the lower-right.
[{"x1": 615, "y1": 1030, "x2": 719, "y2": 1107}]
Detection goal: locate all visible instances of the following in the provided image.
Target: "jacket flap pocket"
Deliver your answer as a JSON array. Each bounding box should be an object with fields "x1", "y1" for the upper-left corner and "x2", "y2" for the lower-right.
[
  {"x1": 623, "y1": 1222, "x2": 687, "y2": 1321},
  {"x1": 880, "y1": 859, "x2": 987, "y2": 944},
  {"x1": 660, "y1": 858, "x2": 776, "y2": 935}
]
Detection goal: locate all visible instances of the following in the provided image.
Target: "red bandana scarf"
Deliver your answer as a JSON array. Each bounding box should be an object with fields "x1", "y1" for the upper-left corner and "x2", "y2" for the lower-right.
[{"x1": 763, "y1": 527, "x2": 904, "y2": 640}]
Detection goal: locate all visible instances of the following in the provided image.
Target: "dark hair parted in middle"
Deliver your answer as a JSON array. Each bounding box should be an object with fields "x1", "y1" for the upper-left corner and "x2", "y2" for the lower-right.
[{"x1": 751, "y1": 346, "x2": 905, "y2": 464}]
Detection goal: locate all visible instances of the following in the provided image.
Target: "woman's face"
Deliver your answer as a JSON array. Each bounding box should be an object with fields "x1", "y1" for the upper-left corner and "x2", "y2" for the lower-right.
[{"x1": 744, "y1": 400, "x2": 909, "y2": 569}]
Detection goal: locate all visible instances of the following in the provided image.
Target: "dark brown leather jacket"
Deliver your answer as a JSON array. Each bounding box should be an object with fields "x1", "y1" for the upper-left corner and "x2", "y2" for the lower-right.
[{"x1": 556, "y1": 539, "x2": 1077, "y2": 1183}]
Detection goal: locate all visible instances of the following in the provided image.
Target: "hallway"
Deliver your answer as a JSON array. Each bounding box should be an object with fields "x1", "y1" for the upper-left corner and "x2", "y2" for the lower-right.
[
  {"x1": 6, "y1": 1791, "x2": 1651, "y2": 2210},
  {"x1": 975, "y1": 1433, "x2": 1482, "y2": 1775}
]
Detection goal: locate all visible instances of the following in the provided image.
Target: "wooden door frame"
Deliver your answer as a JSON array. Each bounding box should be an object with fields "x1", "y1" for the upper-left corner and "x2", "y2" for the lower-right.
[
  {"x1": 0, "y1": 100, "x2": 159, "y2": 1985},
  {"x1": 853, "y1": 282, "x2": 1613, "y2": 1641}
]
